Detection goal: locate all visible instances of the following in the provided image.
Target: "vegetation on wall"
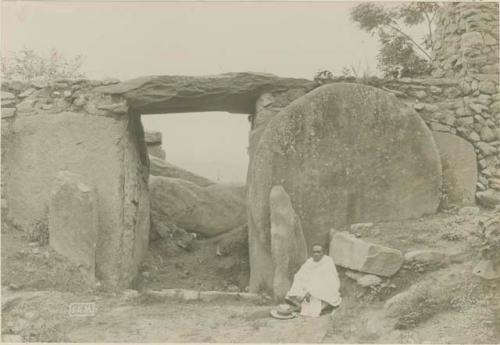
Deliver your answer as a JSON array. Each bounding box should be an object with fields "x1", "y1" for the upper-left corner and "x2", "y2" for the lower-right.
[
  {"x1": 1, "y1": 48, "x2": 86, "y2": 82},
  {"x1": 350, "y1": 2, "x2": 439, "y2": 78}
]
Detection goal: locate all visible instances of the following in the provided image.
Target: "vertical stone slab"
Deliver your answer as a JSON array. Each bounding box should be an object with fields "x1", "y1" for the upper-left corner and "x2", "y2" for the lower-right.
[
  {"x1": 433, "y1": 132, "x2": 478, "y2": 205},
  {"x1": 49, "y1": 171, "x2": 98, "y2": 281},
  {"x1": 270, "y1": 185, "x2": 308, "y2": 299}
]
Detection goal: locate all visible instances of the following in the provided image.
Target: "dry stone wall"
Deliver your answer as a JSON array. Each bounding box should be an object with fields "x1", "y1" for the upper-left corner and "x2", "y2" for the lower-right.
[{"x1": 1, "y1": 78, "x2": 150, "y2": 289}]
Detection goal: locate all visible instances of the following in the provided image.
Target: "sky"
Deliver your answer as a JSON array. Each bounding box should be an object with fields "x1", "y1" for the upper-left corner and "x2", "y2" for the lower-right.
[{"x1": 1, "y1": 1, "x2": 417, "y2": 183}]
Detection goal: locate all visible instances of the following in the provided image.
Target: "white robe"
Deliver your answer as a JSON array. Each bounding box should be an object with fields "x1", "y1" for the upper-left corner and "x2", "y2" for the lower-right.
[{"x1": 286, "y1": 255, "x2": 342, "y2": 307}]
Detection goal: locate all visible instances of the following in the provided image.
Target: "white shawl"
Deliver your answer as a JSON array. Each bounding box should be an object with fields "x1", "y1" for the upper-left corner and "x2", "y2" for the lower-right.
[{"x1": 286, "y1": 255, "x2": 342, "y2": 307}]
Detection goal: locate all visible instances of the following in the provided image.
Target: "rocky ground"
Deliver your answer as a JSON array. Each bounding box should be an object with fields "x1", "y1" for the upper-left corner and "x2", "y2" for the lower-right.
[{"x1": 2, "y1": 207, "x2": 499, "y2": 343}]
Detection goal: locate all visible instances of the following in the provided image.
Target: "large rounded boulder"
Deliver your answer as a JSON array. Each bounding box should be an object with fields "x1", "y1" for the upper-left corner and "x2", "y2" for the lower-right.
[
  {"x1": 150, "y1": 176, "x2": 247, "y2": 237},
  {"x1": 247, "y1": 83, "x2": 442, "y2": 292}
]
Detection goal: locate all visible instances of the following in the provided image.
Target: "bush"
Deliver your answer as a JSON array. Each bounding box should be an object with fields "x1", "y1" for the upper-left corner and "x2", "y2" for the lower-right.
[{"x1": 1, "y1": 48, "x2": 85, "y2": 82}]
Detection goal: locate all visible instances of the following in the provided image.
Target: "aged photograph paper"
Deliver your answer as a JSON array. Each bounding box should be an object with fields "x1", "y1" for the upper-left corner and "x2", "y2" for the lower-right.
[{"x1": 1, "y1": 0, "x2": 499, "y2": 343}]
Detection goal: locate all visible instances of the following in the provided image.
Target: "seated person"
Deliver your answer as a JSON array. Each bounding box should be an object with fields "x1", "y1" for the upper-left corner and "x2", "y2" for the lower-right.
[{"x1": 284, "y1": 244, "x2": 341, "y2": 317}]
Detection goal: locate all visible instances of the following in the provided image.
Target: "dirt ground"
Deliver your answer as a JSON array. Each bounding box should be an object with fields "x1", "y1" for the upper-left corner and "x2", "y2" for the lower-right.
[{"x1": 2, "y1": 208, "x2": 499, "y2": 343}]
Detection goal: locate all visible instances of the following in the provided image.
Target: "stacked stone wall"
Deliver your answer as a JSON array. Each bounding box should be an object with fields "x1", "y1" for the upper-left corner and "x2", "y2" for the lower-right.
[{"x1": 0, "y1": 78, "x2": 150, "y2": 288}]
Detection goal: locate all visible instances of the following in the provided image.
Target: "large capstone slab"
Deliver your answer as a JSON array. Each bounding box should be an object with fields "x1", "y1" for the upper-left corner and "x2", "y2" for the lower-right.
[
  {"x1": 49, "y1": 171, "x2": 98, "y2": 281},
  {"x1": 95, "y1": 72, "x2": 314, "y2": 115},
  {"x1": 247, "y1": 83, "x2": 442, "y2": 292}
]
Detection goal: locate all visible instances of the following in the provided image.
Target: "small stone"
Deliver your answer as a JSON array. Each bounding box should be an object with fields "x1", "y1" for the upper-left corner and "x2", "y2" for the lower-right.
[
  {"x1": 1, "y1": 108, "x2": 16, "y2": 118},
  {"x1": 97, "y1": 103, "x2": 127, "y2": 114},
  {"x1": 430, "y1": 122, "x2": 450, "y2": 132},
  {"x1": 16, "y1": 99, "x2": 36, "y2": 115},
  {"x1": 476, "y1": 142, "x2": 496, "y2": 156},
  {"x1": 483, "y1": 34, "x2": 497, "y2": 46},
  {"x1": 63, "y1": 90, "x2": 73, "y2": 98},
  {"x1": 461, "y1": 32, "x2": 483, "y2": 48},
  {"x1": 182, "y1": 289, "x2": 200, "y2": 300},
  {"x1": 458, "y1": 82, "x2": 472, "y2": 95},
  {"x1": 121, "y1": 289, "x2": 139, "y2": 300},
  {"x1": 404, "y1": 249, "x2": 450, "y2": 266},
  {"x1": 1, "y1": 99, "x2": 16, "y2": 107},
  {"x1": 1, "y1": 91, "x2": 15, "y2": 100},
  {"x1": 471, "y1": 80, "x2": 479, "y2": 91},
  {"x1": 413, "y1": 90, "x2": 427, "y2": 99},
  {"x1": 350, "y1": 223, "x2": 373, "y2": 232},
  {"x1": 456, "y1": 107, "x2": 470, "y2": 117},
  {"x1": 32, "y1": 78, "x2": 49, "y2": 89},
  {"x1": 227, "y1": 284, "x2": 240, "y2": 293},
  {"x1": 458, "y1": 206, "x2": 480, "y2": 216},
  {"x1": 469, "y1": 102, "x2": 488, "y2": 113},
  {"x1": 479, "y1": 81, "x2": 497, "y2": 95},
  {"x1": 425, "y1": 104, "x2": 439, "y2": 112},
  {"x1": 458, "y1": 117, "x2": 474, "y2": 126},
  {"x1": 357, "y1": 274, "x2": 382, "y2": 287},
  {"x1": 473, "y1": 259, "x2": 500, "y2": 280},
  {"x1": 429, "y1": 86, "x2": 442, "y2": 95},
  {"x1": 102, "y1": 78, "x2": 121, "y2": 85},
  {"x1": 19, "y1": 88, "x2": 35, "y2": 98},
  {"x1": 444, "y1": 87, "x2": 461, "y2": 98},
  {"x1": 142, "y1": 271, "x2": 151, "y2": 278},
  {"x1": 73, "y1": 95, "x2": 87, "y2": 107},
  {"x1": 145, "y1": 131, "x2": 162, "y2": 145},
  {"x1": 345, "y1": 270, "x2": 364, "y2": 281},
  {"x1": 481, "y1": 127, "x2": 496, "y2": 142},
  {"x1": 41, "y1": 104, "x2": 53, "y2": 110},
  {"x1": 414, "y1": 103, "x2": 425, "y2": 111},
  {"x1": 476, "y1": 190, "x2": 500, "y2": 208}
]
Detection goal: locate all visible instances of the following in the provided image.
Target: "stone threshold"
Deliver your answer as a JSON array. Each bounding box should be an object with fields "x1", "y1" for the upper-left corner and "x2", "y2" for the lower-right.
[{"x1": 143, "y1": 289, "x2": 265, "y2": 303}]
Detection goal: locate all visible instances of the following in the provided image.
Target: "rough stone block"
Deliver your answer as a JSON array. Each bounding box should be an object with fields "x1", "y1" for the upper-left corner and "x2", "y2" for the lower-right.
[
  {"x1": 49, "y1": 171, "x2": 98, "y2": 281},
  {"x1": 147, "y1": 144, "x2": 166, "y2": 160},
  {"x1": 145, "y1": 130, "x2": 162, "y2": 145},
  {"x1": 329, "y1": 231, "x2": 404, "y2": 277}
]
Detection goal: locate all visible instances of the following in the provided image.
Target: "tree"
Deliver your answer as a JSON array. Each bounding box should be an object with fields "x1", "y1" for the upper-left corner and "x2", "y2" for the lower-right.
[
  {"x1": 1, "y1": 47, "x2": 86, "y2": 82},
  {"x1": 350, "y1": 2, "x2": 440, "y2": 78}
]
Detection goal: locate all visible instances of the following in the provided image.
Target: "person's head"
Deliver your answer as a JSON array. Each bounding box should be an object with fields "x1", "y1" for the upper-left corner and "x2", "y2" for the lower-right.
[{"x1": 311, "y1": 244, "x2": 324, "y2": 262}]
